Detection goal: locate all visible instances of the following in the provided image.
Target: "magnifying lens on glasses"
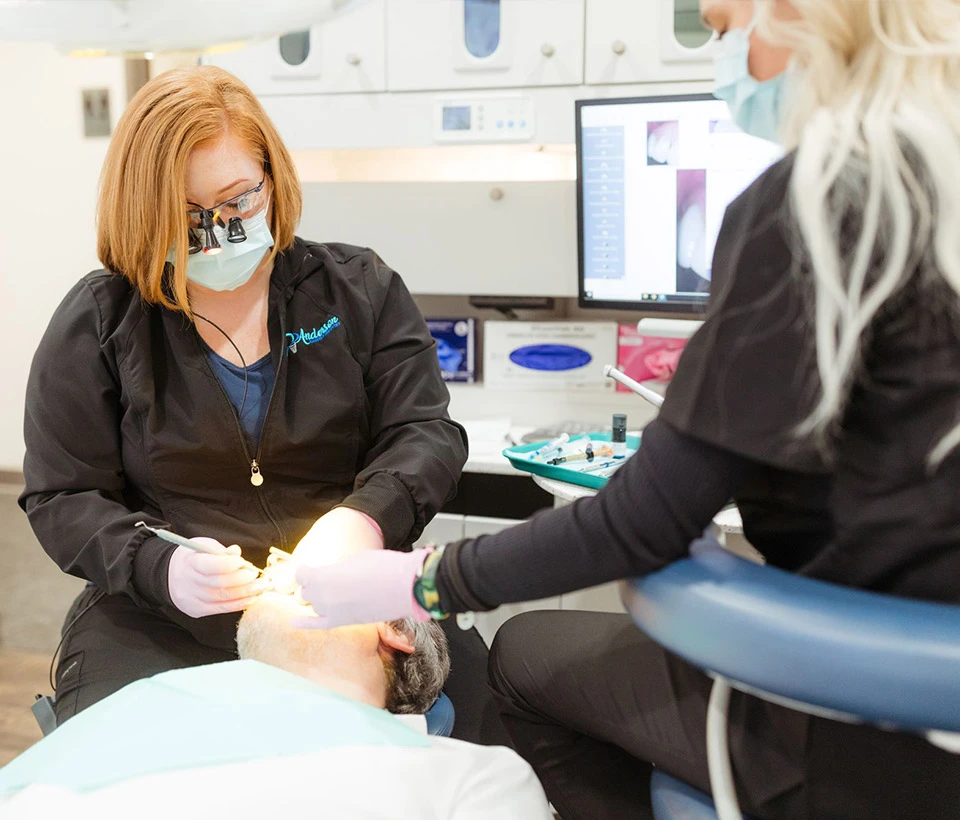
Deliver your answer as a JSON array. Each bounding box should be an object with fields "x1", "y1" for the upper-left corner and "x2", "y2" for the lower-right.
[{"x1": 186, "y1": 174, "x2": 266, "y2": 255}]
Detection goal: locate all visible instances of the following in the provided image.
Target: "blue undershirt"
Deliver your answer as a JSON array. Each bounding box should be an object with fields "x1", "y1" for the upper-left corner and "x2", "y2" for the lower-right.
[{"x1": 202, "y1": 341, "x2": 275, "y2": 451}]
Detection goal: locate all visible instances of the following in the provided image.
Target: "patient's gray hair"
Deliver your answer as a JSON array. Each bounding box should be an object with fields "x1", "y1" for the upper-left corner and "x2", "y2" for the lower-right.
[{"x1": 384, "y1": 618, "x2": 450, "y2": 715}]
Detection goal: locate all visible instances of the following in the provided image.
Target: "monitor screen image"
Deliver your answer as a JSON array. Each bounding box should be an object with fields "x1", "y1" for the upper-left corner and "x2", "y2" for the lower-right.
[{"x1": 577, "y1": 93, "x2": 783, "y2": 314}]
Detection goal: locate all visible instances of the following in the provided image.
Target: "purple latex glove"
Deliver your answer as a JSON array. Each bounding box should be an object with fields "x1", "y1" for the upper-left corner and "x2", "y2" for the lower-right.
[{"x1": 292, "y1": 548, "x2": 432, "y2": 630}]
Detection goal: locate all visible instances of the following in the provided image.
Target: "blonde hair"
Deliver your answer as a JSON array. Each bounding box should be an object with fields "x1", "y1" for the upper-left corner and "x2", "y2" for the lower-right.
[
  {"x1": 758, "y1": 0, "x2": 960, "y2": 463},
  {"x1": 97, "y1": 66, "x2": 302, "y2": 314}
]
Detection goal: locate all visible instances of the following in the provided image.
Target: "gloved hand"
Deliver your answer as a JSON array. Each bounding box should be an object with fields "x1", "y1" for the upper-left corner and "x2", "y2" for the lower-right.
[
  {"x1": 293, "y1": 548, "x2": 431, "y2": 630},
  {"x1": 291, "y1": 507, "x2": 385, "y2": 569},
  {"x1": 167, "y1": 537, "x2": 267, "y2": 618}
]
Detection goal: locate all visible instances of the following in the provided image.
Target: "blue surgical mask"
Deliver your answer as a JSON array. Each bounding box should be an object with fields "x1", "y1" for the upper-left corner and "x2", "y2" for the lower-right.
[
  {"x1": 167, "y1": 205, "x2": 274, "y2": 292},
  {"x1": 712, "y1": 15, "x2": 788, "y2": 143}
]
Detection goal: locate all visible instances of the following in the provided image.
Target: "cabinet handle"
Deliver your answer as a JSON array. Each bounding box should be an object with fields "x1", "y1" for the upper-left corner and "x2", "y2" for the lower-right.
[
  {"x1": 540, "y1": 43, "x2": 556, "y2": 58},
  {"x1": 346, "y1": 53, "x2": 362, "y2": 66},
  {"x1": 489, "y1": 187, "x2": 504, "y2": 202},
  {"x1": 612, "y1": 40, "x2": 627, "y2": 56}
]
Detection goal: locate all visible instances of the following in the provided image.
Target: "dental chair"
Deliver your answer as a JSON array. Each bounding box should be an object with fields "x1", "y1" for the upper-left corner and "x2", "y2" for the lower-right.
[
  {"x1": 424, "y1": 692, "x2": 455, "y2": 737},
  {"x1": 621, "y1": 538, "x2": 960, "y2": 820}
]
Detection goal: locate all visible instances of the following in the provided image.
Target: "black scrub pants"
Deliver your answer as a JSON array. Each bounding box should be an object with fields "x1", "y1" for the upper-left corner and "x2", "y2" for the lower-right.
[
  {"x1": 488, "y1": 610, "x2": 960, "y2": 820},
  {"x1": 54, "y1": 586, "x2": 509, "y2": 746}
]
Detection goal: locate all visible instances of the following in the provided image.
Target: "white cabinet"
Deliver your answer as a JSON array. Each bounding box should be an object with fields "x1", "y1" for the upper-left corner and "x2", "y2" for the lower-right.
[
  {"x1": 412, "y1": 512, "x2": 465, "y2": 548},
  {"x1": 206, "y1": 0, "x2": 386, "y2": 95},
  {"x1": 414, "y1": 511, "x2": 623, "y2": 645},
  {"x1": 386, "y1": 0, "x2": 585, "y2": 92},
  {"x1": 202, "y1": 0, "x2": 718, "y2": 104},
  {"x1": 299, "y1": 180, "x2": 577, "y2": 297},
  {"x1": 461, "y1": 516, "x2": 562, "y2": 647},
  {"x1": 585, "y1": 0, "x2": 714, "y2": 86},
  {"x1": 413, "y1": 514, "x2": 562, "y2": 646}
]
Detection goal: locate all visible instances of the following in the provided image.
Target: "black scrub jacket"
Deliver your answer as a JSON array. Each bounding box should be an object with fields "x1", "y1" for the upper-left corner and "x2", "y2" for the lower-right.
[
  {"x1": 20, "y1": 239, "x2": 468, "y2": 650},
  {"x1": 438, "y1": 153, "x2": 960, "y2": 611}
]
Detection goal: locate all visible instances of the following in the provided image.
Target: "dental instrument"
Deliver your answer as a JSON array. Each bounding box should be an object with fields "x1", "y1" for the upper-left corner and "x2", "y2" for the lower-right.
[
  {"x1": 136, "y1": 521, "x2": 228, "y2": 553},
  {"x1": 593, "y1": 463, "x2": 625, "y2": 478},
  {"x1": 603, "y1": 364, "x2": 665, "y2": 409},
  {"x1": 528, "y1": 432, "x2": 570, "y2": 461},
  {"x1": 548, "y1": 446, "x2": 613, "y2": 465},
  {"x1": 578, "y1": 459, "x2": 623, "y2": 474},
  {"x1": 134, "y1": 521, "x2": 263, "y2": 574}
]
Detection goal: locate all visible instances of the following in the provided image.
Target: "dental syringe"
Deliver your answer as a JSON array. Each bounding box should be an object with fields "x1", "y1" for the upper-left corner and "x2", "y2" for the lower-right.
[{"x1": 527, "y1": 432, "x2": 570, "y2": 461}]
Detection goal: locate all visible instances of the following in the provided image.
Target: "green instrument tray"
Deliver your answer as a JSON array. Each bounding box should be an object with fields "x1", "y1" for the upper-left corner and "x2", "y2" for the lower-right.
[{"x1": 502, "y1": 432, "x2": 641, "y2": 490}]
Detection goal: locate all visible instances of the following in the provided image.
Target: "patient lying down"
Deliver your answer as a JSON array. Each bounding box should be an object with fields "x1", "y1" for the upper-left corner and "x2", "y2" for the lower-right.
[
  {"x1": 237, "y1": 591, "x2": 450, "y2": 717},
  {"x1": 0, "y1": 592, "x2": 550, "y2": 820}
]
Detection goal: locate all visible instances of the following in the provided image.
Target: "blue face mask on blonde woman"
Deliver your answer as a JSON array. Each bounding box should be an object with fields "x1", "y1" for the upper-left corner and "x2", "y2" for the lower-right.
[{"x1": 704, "y1": 0, "x2": 799, "y2": 143}]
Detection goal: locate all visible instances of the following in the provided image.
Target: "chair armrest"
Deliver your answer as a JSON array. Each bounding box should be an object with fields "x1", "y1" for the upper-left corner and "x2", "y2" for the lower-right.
[{"x1": 621, "y1": 541, "x2": 960, "y2": 732}]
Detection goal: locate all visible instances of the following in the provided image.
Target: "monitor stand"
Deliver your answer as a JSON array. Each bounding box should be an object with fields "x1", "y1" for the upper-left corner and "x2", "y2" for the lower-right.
[{"x1": 636, "y1": 317, "x2": 703, "y2": 338}]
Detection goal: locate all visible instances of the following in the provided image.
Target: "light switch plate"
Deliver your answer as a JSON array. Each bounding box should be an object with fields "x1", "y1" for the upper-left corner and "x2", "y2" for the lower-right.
[{"x1": 82, "y1": 88, "x2": 111, "y2": 138}]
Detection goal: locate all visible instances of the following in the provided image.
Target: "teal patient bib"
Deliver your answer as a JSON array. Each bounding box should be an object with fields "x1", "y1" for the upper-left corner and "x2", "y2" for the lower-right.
[{"x1": 0, "y1": 660, "x2": 428, "y2": 794}]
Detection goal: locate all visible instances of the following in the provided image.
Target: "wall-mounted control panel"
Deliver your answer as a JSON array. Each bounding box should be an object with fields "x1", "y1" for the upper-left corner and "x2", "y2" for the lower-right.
[{"x1": 434, "y1": 95, "x2": 535, "y2": 142}]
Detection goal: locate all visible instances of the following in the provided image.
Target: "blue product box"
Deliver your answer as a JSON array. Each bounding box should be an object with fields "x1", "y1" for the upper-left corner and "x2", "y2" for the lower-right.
[{"x1": 426, "y1": 318, "x2": 477, "y2": 383}]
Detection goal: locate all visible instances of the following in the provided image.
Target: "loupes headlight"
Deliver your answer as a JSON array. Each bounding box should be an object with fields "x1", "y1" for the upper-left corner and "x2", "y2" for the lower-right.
[
  {"x1": 198, "y1": 210, "x2": 222, "y2": 256},
  {"x1": 227, "y1": 216, "x2": 247, "y2": 244},
  {"x1": 184, "y1": 175, "x2": 268, "y2": 256}
]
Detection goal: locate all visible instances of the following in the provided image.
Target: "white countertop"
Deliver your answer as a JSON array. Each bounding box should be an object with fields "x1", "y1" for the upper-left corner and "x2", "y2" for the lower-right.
[
  {"x1": 461, "y1": 419, "x2": 534, "y2": 477},
  {"x1": 464, "y1": 450, "x2": 527, "y2": 477}
]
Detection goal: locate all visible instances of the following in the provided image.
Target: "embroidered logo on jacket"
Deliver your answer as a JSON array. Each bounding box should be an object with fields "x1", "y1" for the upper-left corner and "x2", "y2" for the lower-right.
[{"x1": 286, "y1": 317, "x2": 342, "y2": 354}]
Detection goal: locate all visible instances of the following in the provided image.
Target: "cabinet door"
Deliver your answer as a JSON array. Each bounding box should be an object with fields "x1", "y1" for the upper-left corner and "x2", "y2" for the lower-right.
[
  {"x1": 300, "y1": 180, "x2": 577, "y2": 297},
  {"x1": 462, "y1": 516, "x2": 562, "y2": 646},
  {"x1": 585, "y1": 0, "x2": 713, "y2": 86},
  {"x1": 412, "y1": 513, "x2": 465, "y2": 549},
  {"x1": 207, "y1": 0, "x2": 386, "y2": 95},
  {"x1": 560, "y1": 582, "x2": 625, "y2": 614},
  {"x1": 387, "y1": 0, "x2": 584, "y2": 92}
]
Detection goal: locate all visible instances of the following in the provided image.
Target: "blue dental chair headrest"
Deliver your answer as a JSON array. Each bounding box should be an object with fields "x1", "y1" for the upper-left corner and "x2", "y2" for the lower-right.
[{"x1": 425, "y1": 691, "x2": 455, "y2": 737}]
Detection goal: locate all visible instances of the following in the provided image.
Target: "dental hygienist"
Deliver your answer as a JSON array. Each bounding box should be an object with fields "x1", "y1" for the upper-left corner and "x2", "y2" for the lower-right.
[
  {"x1": 711, "y1": 0, "x2": 796, "y2": 143},
  {"x1": 18, "y1": 66, "x2": 505, "y2": 745},
  {"x1": 293, "y1": 1, "x2": 960, "y2": 818}
]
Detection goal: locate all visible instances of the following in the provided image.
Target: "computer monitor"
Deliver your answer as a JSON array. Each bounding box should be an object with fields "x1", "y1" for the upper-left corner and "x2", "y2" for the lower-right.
[{"x1": 577, "y1": 93, "x2": 783, "y2": 314}]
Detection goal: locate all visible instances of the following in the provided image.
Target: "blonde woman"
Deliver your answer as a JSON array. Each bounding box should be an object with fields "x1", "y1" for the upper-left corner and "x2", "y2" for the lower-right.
[
  {"x1": 289, "y1": 1, "x2": 960, "y2": 817},
  {"x1": 17, "y1": 67, "x2": 503, "y2": 742}
]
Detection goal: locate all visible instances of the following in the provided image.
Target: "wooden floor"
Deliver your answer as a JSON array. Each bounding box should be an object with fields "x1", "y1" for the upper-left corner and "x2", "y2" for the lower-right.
[{"x1": 0, "y1": 651, "x2": 48, "y2": 766}]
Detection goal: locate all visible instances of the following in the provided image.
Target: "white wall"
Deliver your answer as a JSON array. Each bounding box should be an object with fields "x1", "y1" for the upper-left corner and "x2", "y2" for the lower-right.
[{"x1": 0, "y1": 43, "x2": 126, "y2": 470}]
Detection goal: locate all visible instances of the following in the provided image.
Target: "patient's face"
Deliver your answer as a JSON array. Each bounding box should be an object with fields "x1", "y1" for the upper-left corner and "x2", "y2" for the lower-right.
[
  {"x1": 237, "y1": 592, "x2": 381, "y2": 666},
  {"x1": 237, "y1": 590, "x2": 448, "y2": 715}
]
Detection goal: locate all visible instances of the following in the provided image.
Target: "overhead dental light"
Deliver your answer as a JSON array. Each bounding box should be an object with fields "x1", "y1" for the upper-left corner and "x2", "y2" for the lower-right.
[{"x1": 0, "y1": 0, "x2": 368, "y2": 57}]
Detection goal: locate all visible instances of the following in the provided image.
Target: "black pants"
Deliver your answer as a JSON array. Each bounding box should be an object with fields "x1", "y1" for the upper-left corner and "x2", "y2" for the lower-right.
[
  {"x1": 488, "y1": 610, "x2": 960, "y2": 820},
  {"x1": 54, "y1": 587, "x2": 509, "y2": 746}
]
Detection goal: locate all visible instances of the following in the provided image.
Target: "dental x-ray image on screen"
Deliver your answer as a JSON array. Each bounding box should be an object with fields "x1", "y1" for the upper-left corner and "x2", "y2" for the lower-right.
[
  {"x1": 675, "y1": 169, "x2": 708, "y2": 293},
  {"x1": 577, "y1": 93, "x2": 783, "y2": 314},
  {"x1": 647, "y1": 121, "x2": 679, "y2": 167}
]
